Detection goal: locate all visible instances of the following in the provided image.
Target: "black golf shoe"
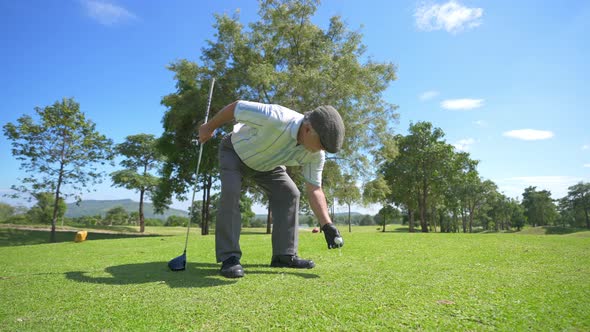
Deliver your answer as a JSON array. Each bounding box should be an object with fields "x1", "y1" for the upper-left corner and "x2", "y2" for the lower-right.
[
  {"x1": 270, "y1": 255, "x2": 315, "y2": 269},
  {"x1": 220, "y1": 256, "x2": 244, "y2": 278}
]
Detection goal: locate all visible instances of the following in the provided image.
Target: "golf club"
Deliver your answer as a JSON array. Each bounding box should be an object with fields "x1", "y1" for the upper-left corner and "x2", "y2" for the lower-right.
[{"x1": 168, "y1": 78, "x2": 215, "y2": 271}]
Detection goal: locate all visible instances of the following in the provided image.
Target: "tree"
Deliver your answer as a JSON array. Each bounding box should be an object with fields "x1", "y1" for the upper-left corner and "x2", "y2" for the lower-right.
[
  {"x1": 336, "y1": 174, "x2": 361, "y2": 232},
  {"x1": 375, "y1": 205, "x2": 398, "y2": 232},
  {"x1": 239, "y1": 194, "x2": 256, "y2": 227},
  {"x1": 0, "y1": 203, "x2": 15, "y2": 222},
  {"x1": 111, "y1": 134, "x2": 163, "y2": 233},
  {"x1": 383, "y1": 122, "x2": 453, "y2": 232},
  {"x1": 154, "y1": 60, "x2": 223, "y2": 234},
  {"x1": 565, "y1": 182, "x2": 590, "y2": 229},
  {"x1": 522, "y1": 187, "x2": 557, "y2": 227},
  {"x1": 166, "y1": 215, "x2": 188, "y2": 227},
  {"x1": 27, "y1": 192, "x2": 66, "y2": 225},
  {"x1": 154, "y1": 0, "x2": 399, "y2": 225},
  {"x1": 323, "y1": 160, "x2": 344, "y2": 222},
  {"x1": 3, "y1": 98, "x2": 114, "y2": 242},
  {"x1": 363, "y1": 176, "x2": 393, "y2": 231},
  {"x1": 104, "y1": 206, "x2": 128, "y2": 226},
  {"x1": 462, "y1": 177, "x2": 497, "y2": 233}
]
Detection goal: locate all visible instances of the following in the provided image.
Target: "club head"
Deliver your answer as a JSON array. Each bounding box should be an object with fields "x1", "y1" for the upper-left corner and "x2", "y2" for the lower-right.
[{"x1": 168, "y1": 252, "x2": 186, "y2": 271}]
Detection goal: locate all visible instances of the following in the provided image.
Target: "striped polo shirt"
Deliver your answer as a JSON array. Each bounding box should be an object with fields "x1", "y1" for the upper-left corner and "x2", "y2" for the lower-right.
[{"x1": 230, "y1": 100, "x2": 325, "y2": 187}]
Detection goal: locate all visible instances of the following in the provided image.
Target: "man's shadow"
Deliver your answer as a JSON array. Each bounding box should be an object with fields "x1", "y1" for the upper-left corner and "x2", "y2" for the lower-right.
[{"x1": 65, "y1": 262, "x2": 319, "y2": 288}]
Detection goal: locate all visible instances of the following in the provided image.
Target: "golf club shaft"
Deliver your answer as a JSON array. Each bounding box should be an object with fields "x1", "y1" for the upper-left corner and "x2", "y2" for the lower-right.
[{"x1": 184, "y1": 78, "x2": 215, "y2": 252}]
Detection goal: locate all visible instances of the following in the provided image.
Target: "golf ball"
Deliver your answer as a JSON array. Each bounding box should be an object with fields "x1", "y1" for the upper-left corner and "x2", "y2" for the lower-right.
[{"x1": 334, "y1": 237, "x2": 343, "y2": 245}]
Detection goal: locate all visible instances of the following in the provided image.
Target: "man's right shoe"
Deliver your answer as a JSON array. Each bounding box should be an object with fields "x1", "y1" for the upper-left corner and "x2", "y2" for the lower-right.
[
  {"x1": 270, "y1": 255, "x2": 315, "y2": 269},
  {"x1": 220, "y1": 256, "x2": 244, "y2": 278}
]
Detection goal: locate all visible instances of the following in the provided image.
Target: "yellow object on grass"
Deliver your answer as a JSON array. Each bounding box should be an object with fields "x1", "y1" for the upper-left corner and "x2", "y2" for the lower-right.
[{"x1": 74, "y1": 231, "x2": 88, "y2": 242}]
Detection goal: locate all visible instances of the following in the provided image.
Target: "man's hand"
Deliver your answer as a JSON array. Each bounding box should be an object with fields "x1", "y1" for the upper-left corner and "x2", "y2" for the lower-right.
[{"x1": 322, "y1": 223, "x2": 343, "y2": 249}]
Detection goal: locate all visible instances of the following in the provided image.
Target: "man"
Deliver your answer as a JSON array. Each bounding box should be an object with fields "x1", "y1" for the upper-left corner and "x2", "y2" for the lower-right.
[{"x1": 198, "y1": 100, "x2": 345, "y2": 278}]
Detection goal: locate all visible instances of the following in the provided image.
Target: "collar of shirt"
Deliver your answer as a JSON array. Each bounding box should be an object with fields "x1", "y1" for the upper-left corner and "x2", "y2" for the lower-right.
[{"x1": 290, "y1": 116, "x2": 303, "y2": 142}]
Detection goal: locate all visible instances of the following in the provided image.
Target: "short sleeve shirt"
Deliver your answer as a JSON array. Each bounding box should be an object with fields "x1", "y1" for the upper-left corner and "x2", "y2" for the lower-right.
[{"x1": 230, "y1": 100, "x2": 325, "y2": 186}]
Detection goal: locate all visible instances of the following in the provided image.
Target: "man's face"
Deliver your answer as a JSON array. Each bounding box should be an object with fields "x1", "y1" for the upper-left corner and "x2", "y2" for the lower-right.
[{"x1": 303, "y1": 123, "x2": 325, "y2": 153}]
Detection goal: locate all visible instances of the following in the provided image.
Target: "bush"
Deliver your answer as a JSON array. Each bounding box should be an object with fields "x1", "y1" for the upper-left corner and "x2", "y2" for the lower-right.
[
  {"x1": 4, "y1": 214, "x2": 31, "y2": 224},
  {"x1": 249, "y1": 218, "x2": 266, "y2": 228},
  {"x1": 145, "y1": 218, "x2": 164, "y2": 226},
  {"x1": 166, "y1": 215, "x2": 188, "y2": 227}
]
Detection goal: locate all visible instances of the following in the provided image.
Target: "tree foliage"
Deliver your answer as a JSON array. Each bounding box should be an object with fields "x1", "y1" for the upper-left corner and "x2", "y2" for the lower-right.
[
  {"x1": 522, "y1": 186, "x2": 557, "y2": 227},
  {"x1": 3, "y1": 98, "x2": 113, "y2": 241},
  {"x1": 0, "y1": 203, "x2": 16, "y2": 222},
  {"x1": 564, "y1": 182, "x2": 590, "y2": 228},
  {"x1": 154, "y1": 0, "x2": 398, "y2": 228},
  {"x1": 27, "y1": 192, "x2": 66, "y2": 225},
  {"x1": 111, "y1": 134, "x2": 163, "y2": 232}
]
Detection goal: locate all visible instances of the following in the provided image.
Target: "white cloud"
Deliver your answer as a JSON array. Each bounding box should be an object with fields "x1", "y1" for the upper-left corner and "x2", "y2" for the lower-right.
[
  {"x1": 453, "y1": 138, "x2": 475, "y2": 152},
  {"x1": 81, "y1": 0, "x2": 137, "y2": 26},
  {"x1": 582, "y1": 144, "x2": 590, "y2": 150},
  {"x1": 502, "y1": 129, "x2": 554, "y2": 141},
  {"x1": 415, "y1": 0, "x2": 483, "y2": 33},
  {"x1": 441, "y1": 98, "x2": 484, "y2": 110},
  {"x1": 584, "y1": 164, "x2": 590, "y2": 168},
  {"x1": 420, "y1": 90, "x2": 440, "y2": 101},
  {"x1": 496, "y1": 176, "x2": 584, "y2": 199},
  {"x1": 474, "y1": 120, "x2": 487, "y2": 127}
]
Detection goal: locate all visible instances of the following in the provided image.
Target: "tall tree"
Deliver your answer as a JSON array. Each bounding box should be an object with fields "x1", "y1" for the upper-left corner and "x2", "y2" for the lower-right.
[
  {"x1": 155, "y1": 0, "x2": 399, "y2": 226},
  {"x1": 374, "y1": 204, "x2": 398, "y2": 232},
  {"x1": 565, "y1": 182, "x2": 590, "y2": 229},
  {"x1": 111, "y1": 134, "x2": 163, "y2": 233},
  {"x1": 337, "y1": 174, "x2": 361, "y2": 232},
  {"x1": 383, "y1": 122, "x2": 453, "y2": 232},
  {"x1": 154, "y1": 60, "x2": 225, "y2": 231},
  {"x1": 27, "y1": 192, "x2": 66, "y2": 225},
  {"x1": 522, "y1": 187, "x2": 557, "y2": 227},
  {"x1": 3, "y1": 98, "x2": 113, "y2": 242},
  {"x1": 462, "y1": 176, "x2": 497, "y2": 233},
  {"x1": 323, "y1": 160, "x2": 344, "y2": 222}
]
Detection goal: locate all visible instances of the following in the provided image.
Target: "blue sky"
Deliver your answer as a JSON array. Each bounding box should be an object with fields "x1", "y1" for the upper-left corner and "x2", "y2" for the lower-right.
[{"x1": 1, "y1": 0, "x2": 589, "y2": 214}]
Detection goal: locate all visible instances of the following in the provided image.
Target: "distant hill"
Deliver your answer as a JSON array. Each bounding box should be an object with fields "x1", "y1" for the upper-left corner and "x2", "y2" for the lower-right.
[{"x1": 65, "y1": 199, "x2": 189, "y2": 220}]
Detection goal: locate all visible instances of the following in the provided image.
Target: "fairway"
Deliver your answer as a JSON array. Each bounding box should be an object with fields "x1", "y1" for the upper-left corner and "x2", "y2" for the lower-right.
[{"x1": 1, "y1": 226, "x2": 589, "y2": 331}]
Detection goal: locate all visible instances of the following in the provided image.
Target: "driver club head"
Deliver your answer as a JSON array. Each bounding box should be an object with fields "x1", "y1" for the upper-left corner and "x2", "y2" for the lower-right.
[{"x1": 168, "y1": 251, "x2": 187, "y2": 271}]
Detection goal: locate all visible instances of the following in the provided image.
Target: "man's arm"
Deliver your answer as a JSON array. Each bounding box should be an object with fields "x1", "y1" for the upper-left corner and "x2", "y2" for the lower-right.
[
  {"x1": 306, "y1": 183, "x2": 332, "y2": 226},
  {"x1": 306, "y1": 183, "x2": 343, "y2": 249},
  {"x1": 198, "y1": 101, "x2": 238, "y2": 143}
]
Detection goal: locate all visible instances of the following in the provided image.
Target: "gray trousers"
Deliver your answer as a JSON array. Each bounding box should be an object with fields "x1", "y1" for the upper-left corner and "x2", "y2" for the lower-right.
[{"x1": 216, "y1": 134, "x2": 300, "y2": 262}]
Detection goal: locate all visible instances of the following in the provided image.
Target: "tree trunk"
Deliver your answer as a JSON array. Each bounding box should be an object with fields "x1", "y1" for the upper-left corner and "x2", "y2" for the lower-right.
[
  {"x1": 420, "y1": 184, "x2": 428, "y2": 233},
  {"x1": 51, "y1": 161, "x2": 65, "y2": 243},
  {"x1": 585, "y1": 207, "x2": 589, "y2": 229},
  {"x1": 461, "y1": 209, "x2": 467, "y2": 233},
  {"x1": 139, "y1": 188, "x2": 145, "y2": 233},
  {"x1": 266, "y1": 201, "x2": 272, "y2": 234},
  {"x1": 382, "y1": 217, "x2": 386, "y2": 232},
  {"x1": 348, "y1": 203, "x2": 352, "y2": 233},
  {"x1": 409, "y1": 209, "x2": 415, "y2": 233}
]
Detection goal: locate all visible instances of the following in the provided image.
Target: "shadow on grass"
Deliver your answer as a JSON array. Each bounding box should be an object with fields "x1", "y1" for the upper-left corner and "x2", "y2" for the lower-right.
[
  {"x1": 65, "y1": 262, "x2": 318, "y2": 288},
  {"x1": 0, "y1": 228, "x2": 161, "y2": 247},
  {"x1": 374, "y1": 227, "x2": 411, "y2": 233}
]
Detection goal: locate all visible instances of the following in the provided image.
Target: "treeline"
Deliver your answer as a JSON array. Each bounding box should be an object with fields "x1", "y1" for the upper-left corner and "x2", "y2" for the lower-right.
[{"x1": 360, "y1": 122, "x2": 590, "y2": 233}]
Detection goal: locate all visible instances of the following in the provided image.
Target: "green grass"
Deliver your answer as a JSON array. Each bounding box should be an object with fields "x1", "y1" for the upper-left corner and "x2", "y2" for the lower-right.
[{"x1": 1, "y1": 226, "x2": 589, "y2": 331}]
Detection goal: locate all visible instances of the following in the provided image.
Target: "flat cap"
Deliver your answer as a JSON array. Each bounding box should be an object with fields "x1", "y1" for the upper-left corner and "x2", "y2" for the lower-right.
[{"x1": 306, "y1": 105, "x2": 345, "y2": 153}]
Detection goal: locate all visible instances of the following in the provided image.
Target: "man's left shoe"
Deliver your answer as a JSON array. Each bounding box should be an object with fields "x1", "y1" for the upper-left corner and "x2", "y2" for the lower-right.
[{"x1": 270, "y1": 255, "x2": 315, "y2": 269}]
